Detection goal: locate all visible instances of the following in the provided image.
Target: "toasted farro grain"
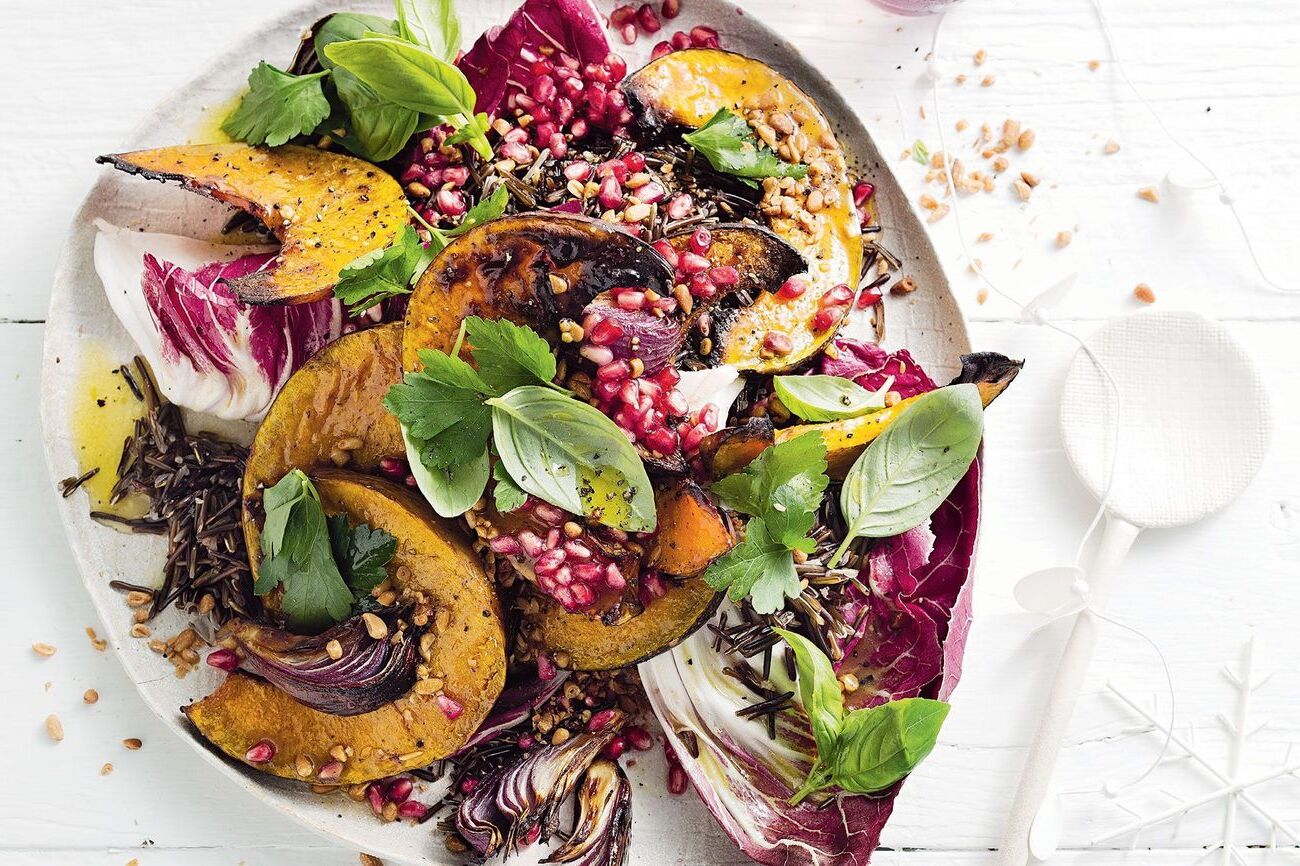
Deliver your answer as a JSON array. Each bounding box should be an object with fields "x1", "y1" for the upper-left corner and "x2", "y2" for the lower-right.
[
  {"x1": 45, "y1": 714, "x2": 64, "y2": 742},
  {"x1": 32, "y1": 642, "x2": 57, "y2": 658}
]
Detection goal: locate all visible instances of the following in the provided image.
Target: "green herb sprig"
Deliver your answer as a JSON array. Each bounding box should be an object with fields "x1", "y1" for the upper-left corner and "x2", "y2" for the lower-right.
[
  {"x1": 683, "y1": 108, "x2": 809, "y2": 187},
  {"x1": 776, "y1": 629, "x2": 950, "y2": 804},
  {"x1": 704, "y1": 432, "x2": 829, "y2": 614},
  {"x1": 255, "y1": 470, "x2": 397, "y2": 632}
]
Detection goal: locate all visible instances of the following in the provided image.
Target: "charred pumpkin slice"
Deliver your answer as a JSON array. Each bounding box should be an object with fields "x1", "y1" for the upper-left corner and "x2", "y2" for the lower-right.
[
  {"x1": 647, "y1": 479, "x2": 734, "y2": 576},
  {"x1": 186, "y1": 470, "x2": 506, "y2": 784},
  {"x1": 243, "y1": 324, "x2": 404, "y2": 582},
  {"x1": 402, "y1": 212, "x2": 673, "y2": 370},
  {"x1": 625, "y1": 49, "x2": 862, "y2": 373},
  {"x1": 776, "y1": 352, "x2": 1024, "y2": 477},
  {"x1": 96, "y1": 144, "x2": 407, "y2": 305},
  {"x1": 527, "y1": 576, "x2": 721, "y2": 671}
]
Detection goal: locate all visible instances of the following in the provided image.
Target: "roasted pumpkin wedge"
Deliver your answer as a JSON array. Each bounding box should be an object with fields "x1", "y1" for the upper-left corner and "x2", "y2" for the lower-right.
[
  {"x1": 402, "y1": 212, "x2": 674, "y2": 370},
  {"x1": 647, "y1": 479, "x2": 734, "y2": 576},
  {"x1": 96, "y1": 144, "x2": 407, "y2": 305},
  {"x1": 775, "y1": 352, "x2": 1024, "y2": 477},
  {"x1": 697, "y1": 417, "x2": 776, "y2": 480},
  {"x1": 526, "y1": 576, "x2": 721, "y2": 671},
  {"x1": 242, "y1": 324, "x2": 404, "y2": 579},
  {"x1": 186, "y1": 470, "x2": 506, "y2": 784},
  {"x1": 625, "y1": 49, "x2": 862, "y2": 372}
]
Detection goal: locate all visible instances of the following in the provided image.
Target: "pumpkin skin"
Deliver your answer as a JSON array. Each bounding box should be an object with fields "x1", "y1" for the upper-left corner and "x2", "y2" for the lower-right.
[
  {"x1": 647, "y1": 479, "x2": 734, "y2": 576},
  {"x1": 242, "y1": 324, "x2": 405, "y2": 583},
  {"x1": 96, "y1": 144, "x2": 407, "y2": 305},
  {"x1": 697, "y1": 417, "x2": 776, "y2": 481},
  {"x1": 625, "y1": 49, "x2": 862, "y2": 372},
  {"x1": 401, "y1": 212, "x2": 674, "y2": 370},
  {"x1": 185, "y1": 471, "x2": 506, "y2": 784}
]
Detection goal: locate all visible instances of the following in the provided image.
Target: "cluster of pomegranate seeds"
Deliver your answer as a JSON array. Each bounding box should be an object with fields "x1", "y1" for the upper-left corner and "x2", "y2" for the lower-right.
[
  {"x1": 487, "y1": 498, "x2": 628, "y2": 612},
  {"x1": 649, "y1": 25, "x2": 721, "y2": 60},
  {"x1": 367, "y1": 775, "x2": 430, "y2": 821},
  {"x1": 506, "y1": 48, "x2": 633, "y2": 147},
  {"x1": 584, "y1": 338, "x2": 689, "y2": 456},
  {"x1": 663, "y1": 738, "x2": 689, "y2": 795},
  {"x1": 399, "y1": 127, "x2": 475, "y2": 227},
  {"x1": 377, "y1": 455, "x2": 419, "y2": 489},
  {"x1": 652, "y1": 228, "x2": 740, "y2": 304},
  {"x1": 812, "y1": 283, "x2": 855, "y2": 333},
  {"x1": 569, "y1": 151, "x2": 669, "y2": 230},
  {"x1": 609, "y1": 0, "x2": 720, "y2": 57}
]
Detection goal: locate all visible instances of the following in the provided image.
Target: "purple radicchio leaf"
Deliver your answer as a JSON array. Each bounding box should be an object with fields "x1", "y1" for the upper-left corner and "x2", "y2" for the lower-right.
[
  {"x1": 226, "y1": 608, "x2": 418, "y2": 716},
  {"x1": 456, "y1": 711, "x2": 625, "y2": 857},
  {"x1": 454, "y1": 667, "x2": 571, "y2": 756},
  {"x1": 819, "y1": 338, "x2": 936, "y2": 399},
  {"x1": 93, "y1": 221, "x2": 343, "y2": 421},
  {"x1": 456, "y1": 0, "x2": 609, "y2": 116},
  {"x1": 541, "y1": 759, "x2": 632, "y2": 866}
]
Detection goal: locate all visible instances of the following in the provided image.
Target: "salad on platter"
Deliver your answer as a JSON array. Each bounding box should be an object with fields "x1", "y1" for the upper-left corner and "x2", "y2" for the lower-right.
[{"x1": 63, "y1": 0, "x2": 1023, "y2": 862}]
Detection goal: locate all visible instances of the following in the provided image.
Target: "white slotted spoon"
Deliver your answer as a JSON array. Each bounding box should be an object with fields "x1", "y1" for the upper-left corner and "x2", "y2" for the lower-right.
[{"x1": 996, "y1": 310, "x2": 1273, "y2": 864}]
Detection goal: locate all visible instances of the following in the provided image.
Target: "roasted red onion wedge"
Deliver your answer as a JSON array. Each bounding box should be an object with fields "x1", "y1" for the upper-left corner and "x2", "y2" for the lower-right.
[
  {"x1": 456, "y1": 710, "x2": 626, "y2": 857},
  {"x1": 455, "y1": 667, "x2": 571, "y2": 756},
  {"x1": 224, "y1": 609, "x2": 418, "y2": 717},
  {"x1": 541, "y1": 759, "x2": 633, "y2": 866}
]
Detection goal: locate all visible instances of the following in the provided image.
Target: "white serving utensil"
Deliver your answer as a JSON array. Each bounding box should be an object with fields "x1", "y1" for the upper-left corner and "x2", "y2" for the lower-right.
[{"x1": 996, "y1": 310, "x2": 1272, "y2": 864}]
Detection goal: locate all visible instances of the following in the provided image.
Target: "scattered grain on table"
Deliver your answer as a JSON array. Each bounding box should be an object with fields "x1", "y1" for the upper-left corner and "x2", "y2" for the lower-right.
[
  {"x1": 45, "y1": 714, "x2": 64, "y2": 742},
  {"x1": 31, "y1": 642, "x2": 56, "y2": 658}
]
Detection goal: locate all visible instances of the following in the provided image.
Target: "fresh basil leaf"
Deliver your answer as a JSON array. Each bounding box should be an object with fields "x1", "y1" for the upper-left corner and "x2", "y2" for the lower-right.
[
  {"x1": 324, "y1": 36, "x2": 476, "y2": 124},
  {"x1": 831, "y1": 384, "x2": 982, "y2": 565},
  {"x1": 314, "y1": 13, "x2": 400, "y2": 69},
  {"x1": 328, "y1": 69, "x2": 423, "y2": 163},
  {"x1": 396, "y1": 0, "x2": 461, "y2": 61},
  {"x1": 773, "y1": 375, "x2": 890, "y2": 422},
  {"x1": 334, "y1": 224, "x2": 426, "y2": 314},
  {"x1": 912, "y1": 139, "x2": 930, "y2": 165},
  {"x1": 702, "y1": 519, "x2": 800, "y2": 614},
  {"x1": 446, "y1": 183, "x2": 507, "y2": 236},
  {"x1": 830, "y1": 698, "x2": 950, "y2": 794},
  {"x1": 773, "y1": 628, "x2": 844, "y2": 761},
  {"x1": 326, "y1": 512, "x2": 397, "y2": 596},
  {"x1": 489, "y1": 386, "x2": 656, "y2": 532},
  {"x1": 465, "y1": 315, "x2": 559, "y2": 393},
  {"x1": 403, "y1": 426, "x2": 490, "y2": 518},
  {"x1": 492, "y1": 460, "x2": 528, "y2": 513},
  {"x1": 683, "y1": 108, "x2": 808, "y2": 184},
  {"x1": 222, "y1": 63, "x2": 330, "y2": 148}
]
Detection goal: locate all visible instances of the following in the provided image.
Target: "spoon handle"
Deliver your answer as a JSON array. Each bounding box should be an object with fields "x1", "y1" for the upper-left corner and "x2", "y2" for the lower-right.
[{"x1": 995, "y1": 516, "x2": 1141, "y2": 865}]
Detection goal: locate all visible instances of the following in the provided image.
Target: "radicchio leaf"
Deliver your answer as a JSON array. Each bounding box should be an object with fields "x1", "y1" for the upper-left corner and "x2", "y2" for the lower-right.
[
  {"x1": 819, "y1": 338, "x2": 935, "y2": 399},
  {"x1": 541, "y1": 760, "x2": 632, "y2": 866},
  {"x1": 225, "y1": 608, "x2": 418, "y2": 716},
  {"x1": 456, "y1": 711, "x2": 625, "y2": 857},
  {"x1": 456, "y1": 0, "x2": 609, "y2": 116},
  {"x1": 93, "y1": 221, "x2": 343, "y2": 421}
]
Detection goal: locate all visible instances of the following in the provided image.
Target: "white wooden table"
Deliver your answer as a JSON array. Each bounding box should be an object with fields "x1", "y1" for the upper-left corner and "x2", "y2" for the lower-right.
[{"x1": 5, "y1": 0, "x2": 1300, "y2": 863}]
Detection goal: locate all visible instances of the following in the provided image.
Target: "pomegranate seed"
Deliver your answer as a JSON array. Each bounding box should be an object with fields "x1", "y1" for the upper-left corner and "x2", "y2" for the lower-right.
[
  {"x1": 625, "y1": 725, "x2": 655, "y2": 751},
  {"x1": 599, "y1": 176, "x2": 624, "y2": 209},
  {"x1": 530, "y1": 75, "x2": 556, "y2": 103},
  {"x1": 437, "y1": 695, "x2": 465, "y2": 720},
  {"x1": 588, "y1": 708, "x2": 618, "y2": 731},
  {"x1": 588, "y1": 316, "x2": 625, "y2": 346},
  {"x1": 206, "y1": 648, "x2": 239, "y2": 672},
  {"x1": 653, "y1": 366, "x2": 681, "y2": 388},
  {"x1": 708, "y1": 265, "x2": 740, "y2": 287},
  {"x1": 570, "y1": 118, "x2": 590, "y2": 138},
  {"x1": 317, "y1": 761, "x2": 343, "y2": 782},
  {"x1": 518, "y1": 530, "x2": 545, "y2": 558},
  {"x1": 666, "y1": 193, "x2": 693, "y2": 219},
  {"x1": 689, "y1": 25, "x2": 720, "y2": 46},
  {"x1": 688, "y1": 272, "x2": 717, "y2": 299},
  {"x1": 668, "y1": 764, "x2": 688, "y2": 794},
  {"x1": 638, "y1": 181, "x2": 667, "y2": 204},
  {"x1": 646, "y1": 426, "x2": 678, "y2": 454},
  {"x1": 398, "y1": 800, "x2": 428, "y2": 820},
  {"x1": 244, "y1": 740, "x2": 276, "y2": 763},
  {"x1": 404, "y1": 474, "x2": 418, "y2": 487},
  {"x1": 853, "y1": 181, "x2": 876, "y2": 206},
  {"x1": 616, "y1": 289, "x2": 646, "y2": 310},
  {"x1": 533, "y1": 501, "x2": 566, "y2": 525},
  {"x1": 459, "y1": 776, "x2": 480, "y2": 795},
  {"x1": 436, "y1": 188, "x2": 466, "y2": 216},
  {"x1": 776, "y1": 276, "x2": 808, "y2": 300},
  {"x1": 500, "y1": 141, "x2": 532, "y2": 164},
  {"x1": 597, "y1": 359, "x2": 632, "y2": 381},
  {"x1": 601, "y1": 735, "x2": 629, "y2": 760},
  {"x1": 367, "y1": 784, "x2": 386, "y2": 815},
  {"x1": 518, "y1": 734, "x2": 535, "y2": 749},
  {"x1": 534, "y1": 548, "x2": 566, "y2": 576},
  {"x1": 571, "y1": 561, "x2": 603, "y2": 582},
  {"x1": 650, "y1": 40, "x2": 674, "y2": 60},
  {"x1": 605, "y1": 53, "x2": 628, "y2": 81},
  {"x1": 564, "y1": 160, "x2": 593, "y2": 181},
  {"x1": 503, "y1": 126, "x2": 529, "y2": 144},
  {"x1": 666, "y1": 389, "x2": 689, "y2": 416},
  {"x1": 670, "y1": 29, "x2": 692, "y2": 50},
  {"x1": 386, "y1": 777, "x2": 413, "y2": 803},
  {"x1": 619, "y1": 378, "x2": 641, "y2": 404},
  {"x1": 661, "y1": 0, "x2": 681, "y2": 17},
  {"x1": 594, "y1": 378, "x2": 621, "y2": 401},
  {"x1": 610, "y1": 4, "x2": 636, "y2": 25},
  {"x1": 652, "y1": 239, "x2": 680, "y2": 268},
  {"x1": 857, "y1": 286, "x2": 883, "y2": 309},
  {"x1": 763, "y1": 331, "x2": 793, "y2": 356},
  {"x1": 580, "y1": 344, "x2": 615, "y2": 366},
  {"x1": 812, "y1": 306, "x2": 843, "y2": 332},
  {"x1": 689, "y1": 227, "x2": 712, "y2": 254},
  {"x1": 679, "y1": 251, "x2": 711, "y2": 274},
  {"x1": 570, "y1": 583, "x2": 595, "y2": 607},
  {"x1": 530, "y1": 58, "x2": 554, "y2": 76},
  {"x1": 537, "y1": 652, "x2": 557, "y2": 681},
  {"x1": 636, "y1": 3, "x2": 662, "y2": 32},
  {"x1": 548, "y1": 134, "x2": 568, "y2": 159},
  {"x1": 700, "y1": 404, "x2": 719, "y2": 429},
  {"x1": 681, "y1": 423, "x2": 707, "y2": 453},
  {"x1": 823, "y1": 284, "x2": 854, "y2": 307},
  {"x1": 489, "y1": 535, "x2": 522, "y2": 556},
  {"x1": 619, "y1": 23, "x2": 636, "y2": 44},
  {"x1": 443, "y1": 165, "x2": 470, "y2": 186},
  {"x1": 564, "y1": 541, "x2": 593, "y2": 560},
  {"x1": 606, "y1": 563, "x2": 627, "y2": 588},
  {"x1": 533, "y1": 121, "x2": 558, "y2": 146}
]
